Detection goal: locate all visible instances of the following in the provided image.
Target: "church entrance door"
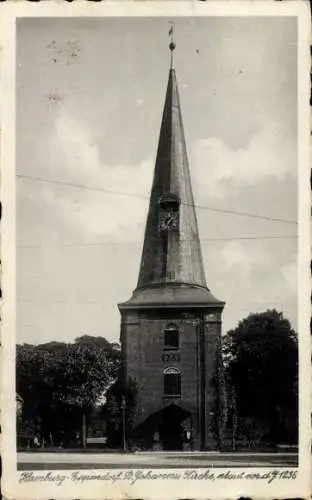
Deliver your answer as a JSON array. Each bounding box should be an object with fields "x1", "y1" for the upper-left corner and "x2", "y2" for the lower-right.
[
  {"x1": 159, "y1": 404, "x2": 190, "y2": 451},
  {"x1": 161, "y1": 418, "x2": 182, "y2": 451}
]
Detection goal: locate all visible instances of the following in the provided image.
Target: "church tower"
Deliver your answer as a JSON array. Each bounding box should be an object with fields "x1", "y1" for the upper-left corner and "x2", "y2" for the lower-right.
[{"x1": 118, "y1": 36, "x2": 225, "y2": 451}]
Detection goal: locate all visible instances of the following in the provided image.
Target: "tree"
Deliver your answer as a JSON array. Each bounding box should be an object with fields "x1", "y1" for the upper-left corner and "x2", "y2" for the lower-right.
[
  {"x1": 223, "y1": 309, "x2": 298, "y2": 447},
  {"x1": 16, "y1": 343, "x2": 60, "y2": 445},
  {"x1": 16, "y1": 336, "x2": 121, "y2": 448},
  {"x1": 52, "y1": 341, "x2": 120, "y2": 447},
  {"x1": 104, "y1": 375, "x2": 138, "y2": 449}
]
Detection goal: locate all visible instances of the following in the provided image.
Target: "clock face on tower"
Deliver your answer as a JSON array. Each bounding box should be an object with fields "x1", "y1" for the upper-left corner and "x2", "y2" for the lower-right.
[
  {"x1": 158, "y1": 193, "x2": 180, "y2": 233},
  {"x1": 159, "y1": 210, "x2": 179, "y2": 231}
]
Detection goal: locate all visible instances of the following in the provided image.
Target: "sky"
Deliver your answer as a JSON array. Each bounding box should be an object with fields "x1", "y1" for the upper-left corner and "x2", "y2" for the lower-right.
[{"x1": 16, "y1": 16, "x2": 298, "y2": 345}]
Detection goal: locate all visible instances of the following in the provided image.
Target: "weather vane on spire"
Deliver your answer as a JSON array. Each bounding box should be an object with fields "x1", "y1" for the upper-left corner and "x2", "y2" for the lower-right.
[{"x1": 168, "y1": 21, "x2": 176, "y2": 68}]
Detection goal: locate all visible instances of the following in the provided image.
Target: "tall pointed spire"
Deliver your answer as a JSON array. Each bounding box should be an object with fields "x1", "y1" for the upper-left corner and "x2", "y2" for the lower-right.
[
  {"x1": 120, "y1": 38, "x2": 223, "y2": 308},
  {"x1": 136, "y1": 66, "x2": 207, "y2": 287}
]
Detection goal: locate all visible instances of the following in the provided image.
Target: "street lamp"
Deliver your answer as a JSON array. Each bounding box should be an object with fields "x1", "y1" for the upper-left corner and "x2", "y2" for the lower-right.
[{"x1": 121, "y1": 396, "x2": 127, "y2": 453}]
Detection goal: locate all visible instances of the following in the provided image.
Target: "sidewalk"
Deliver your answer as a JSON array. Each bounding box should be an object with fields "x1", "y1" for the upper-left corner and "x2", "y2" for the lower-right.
[{"x1": 17, "y1": 451, "x2": 298, "y2": 470}]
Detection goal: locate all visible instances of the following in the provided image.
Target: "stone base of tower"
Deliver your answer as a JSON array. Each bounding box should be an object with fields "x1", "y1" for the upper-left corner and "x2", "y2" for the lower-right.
[{"x1": 119, "y1": 289, "x2": 225, "y2": 453}]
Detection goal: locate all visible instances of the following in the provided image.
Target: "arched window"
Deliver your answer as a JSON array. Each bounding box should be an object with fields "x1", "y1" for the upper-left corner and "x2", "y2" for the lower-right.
[
  {"x1": 164, "y1": 324, "x2": 179, "y2": 350},
  {"x1": 164, "y1": 367, "x2": 181, "y2": 396}
]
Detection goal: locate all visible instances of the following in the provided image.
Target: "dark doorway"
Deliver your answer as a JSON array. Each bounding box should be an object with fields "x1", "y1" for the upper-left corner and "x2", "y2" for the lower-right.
[
  {"x1": 135, "y1": 403, "x2": 191, "y2": 451},
  {"x1": 160, "y1": 419, "x2": 182, "y2": 450},
  {"x1": 159, "y1": 404, "x2": 190, "y2": 451}
]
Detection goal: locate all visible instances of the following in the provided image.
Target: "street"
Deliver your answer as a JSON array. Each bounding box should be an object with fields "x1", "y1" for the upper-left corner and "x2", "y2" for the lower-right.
[{"x1": 17, "y1": 451, "x2": 298, "y2": 470}]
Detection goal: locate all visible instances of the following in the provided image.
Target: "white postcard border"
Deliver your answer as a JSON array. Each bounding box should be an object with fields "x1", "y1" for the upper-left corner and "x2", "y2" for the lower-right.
[{"x1": 1, "y1": 2, "x2": 311, "y2": 499}]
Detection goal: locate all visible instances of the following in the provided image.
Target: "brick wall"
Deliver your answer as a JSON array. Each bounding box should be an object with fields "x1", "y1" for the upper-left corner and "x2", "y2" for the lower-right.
[
  {"x1": 203, "y1": 311, "x2": 222, "y2": 449},
  {"x1": 120, "y1": 307, "x2": 223, "y2": 450}
]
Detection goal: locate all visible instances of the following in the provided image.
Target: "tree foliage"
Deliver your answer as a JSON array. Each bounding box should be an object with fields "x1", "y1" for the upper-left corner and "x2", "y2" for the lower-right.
[
  {"x1": 16, "y1": 336, "x2": 121, "y2": 447},
  {"x1": 104, "y1": 375, "x2": 139, "y2": 449},
  {"x1": 223, "y1": 309, "x2": 298, "y2": 446}
]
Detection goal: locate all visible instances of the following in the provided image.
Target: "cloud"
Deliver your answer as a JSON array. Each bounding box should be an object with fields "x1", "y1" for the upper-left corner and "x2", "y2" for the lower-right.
[
  {"x1": 220, "y1": 240, "x2": 297, "y2": 316},
  {"x1": 281, "y1": 260, "x2": 297, "y2": 295},
  {"x1": 220, "y1": 240, "x2": 270, "y2": 284},
  {"x1": 40, "y1": 109, "x2": 153, "y2": 239},
  {"x1": 191, "y1": 119, "x2": 296, "y2": 201}
]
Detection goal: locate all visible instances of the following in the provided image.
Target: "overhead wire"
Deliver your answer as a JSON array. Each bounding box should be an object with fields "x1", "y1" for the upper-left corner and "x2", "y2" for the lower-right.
[
  {"x1": 16, "y1": 173, "x2": 297, "y2": 226},
  {"x1": 17, "y1": 235, "x2": 298, "y2": 249}
]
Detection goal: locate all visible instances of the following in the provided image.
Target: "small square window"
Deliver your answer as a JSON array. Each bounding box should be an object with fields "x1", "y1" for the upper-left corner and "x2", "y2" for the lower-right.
[{"x1": 167, "y1": 271, "x2": 175, "y2": 281}]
